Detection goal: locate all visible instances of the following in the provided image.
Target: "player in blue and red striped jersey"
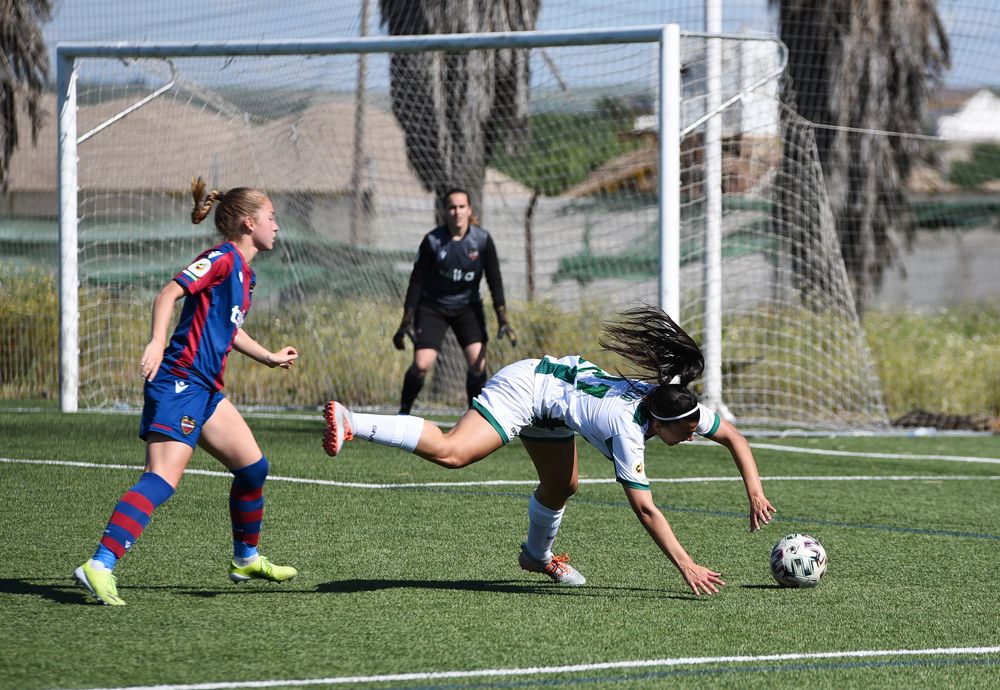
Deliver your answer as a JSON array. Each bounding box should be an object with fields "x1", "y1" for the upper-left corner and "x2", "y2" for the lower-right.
[{"x1": 74, "y1": 178, "x2": 299, "y2": 606}]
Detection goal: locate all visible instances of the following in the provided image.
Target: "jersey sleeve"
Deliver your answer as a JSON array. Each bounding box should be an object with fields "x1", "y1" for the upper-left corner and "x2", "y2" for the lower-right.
[
  {"x1": 482, "y1": 233, "x2": 506, "y2": 309},
  {"x1": 695, "y1": 403, "x2": 722, "y2": 437},
  {"x1": 608, "y1": 433, "x2": 650, "y2": 490},
  {"x1": 402, "y1": 234, "x2": 435, "y2": 311},
  {"x1": 174, "y1": 249, "x2": 234, "y2": 296}
]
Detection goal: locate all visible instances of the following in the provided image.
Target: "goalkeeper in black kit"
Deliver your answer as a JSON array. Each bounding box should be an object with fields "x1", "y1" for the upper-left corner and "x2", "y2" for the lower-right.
[{"x1": 393, "y1": 188, "x2": 515, "y2": 414}]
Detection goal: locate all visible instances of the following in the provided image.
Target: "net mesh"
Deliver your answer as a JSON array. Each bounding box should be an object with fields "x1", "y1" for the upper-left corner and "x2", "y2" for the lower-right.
[{"x1": 12, "y1": 38, "x2": 881, "y2": 428}]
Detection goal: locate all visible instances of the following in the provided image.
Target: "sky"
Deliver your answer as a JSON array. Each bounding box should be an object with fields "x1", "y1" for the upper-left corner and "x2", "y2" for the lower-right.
[{"x1": 39, "y1": 0, "x2": 1000, "y2": 90}]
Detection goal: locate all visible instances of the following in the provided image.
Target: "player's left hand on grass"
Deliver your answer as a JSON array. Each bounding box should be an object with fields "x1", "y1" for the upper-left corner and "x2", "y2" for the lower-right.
[
  {"x1": 680, "y1": 562, "x2": 726, "y2": 596},
  {"x1": 748, "y1": 494, "x2": 777, "y2": 532}
]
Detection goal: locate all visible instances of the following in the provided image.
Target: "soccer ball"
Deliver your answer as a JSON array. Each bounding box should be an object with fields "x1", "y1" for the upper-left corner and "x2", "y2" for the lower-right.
[{"x1": 769, "y1": 533, "x2": 827, "y2": 588}]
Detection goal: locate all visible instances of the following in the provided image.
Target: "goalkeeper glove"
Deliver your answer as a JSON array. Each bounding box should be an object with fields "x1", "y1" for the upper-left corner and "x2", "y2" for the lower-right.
[
  {"x1": 495, "y1": 306, "x2": 517, "y2": 347},
  {"x1": 392, "y1": 309, "x2": 416, "y2": 350}
]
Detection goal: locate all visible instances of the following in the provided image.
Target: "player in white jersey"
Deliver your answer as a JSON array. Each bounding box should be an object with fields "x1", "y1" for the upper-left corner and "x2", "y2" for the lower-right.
[{"x1": 322, "y1": 305, "x2": 776, "y2": 595}]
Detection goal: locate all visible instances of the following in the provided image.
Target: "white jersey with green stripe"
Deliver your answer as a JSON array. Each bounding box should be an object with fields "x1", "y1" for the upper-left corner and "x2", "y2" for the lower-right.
[{"x1": 531, "y1": 355, "x2": 719, "y2": 490}]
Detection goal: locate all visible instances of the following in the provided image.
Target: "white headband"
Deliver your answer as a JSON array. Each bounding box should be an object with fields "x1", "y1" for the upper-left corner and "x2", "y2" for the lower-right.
[{"x1": 649, "y1": 405, "x2": 699, "y2": 422}]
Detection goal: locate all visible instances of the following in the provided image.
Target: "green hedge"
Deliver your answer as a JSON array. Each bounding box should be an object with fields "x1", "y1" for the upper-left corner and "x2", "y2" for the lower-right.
[
  {"x1": 863, "y1": 302, "x2": 1000, "y2": 417},
  {"x1": 3, "y1": 268, "x2": 999, "y2": 418},
  {"x1": 0, "y1": 269, "x2": 59, "y2": 398}
]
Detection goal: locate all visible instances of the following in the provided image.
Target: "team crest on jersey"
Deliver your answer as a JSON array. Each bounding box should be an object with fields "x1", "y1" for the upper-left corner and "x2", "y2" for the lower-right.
[
  {"x1": 183, "y1": 258, "x2": 212, "y2": 280},
  {"x1": 467, "y1": 248, "x2": 479, "y2": 261},
  {"x1": 180, "y1": 416, "x2": 196, "y2": 435},
  {"x1": 439, "y1": 249, "x2": 448, "y2": 260}
]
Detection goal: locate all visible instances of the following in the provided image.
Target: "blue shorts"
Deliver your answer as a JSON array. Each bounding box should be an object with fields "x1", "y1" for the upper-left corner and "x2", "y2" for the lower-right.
[{"x1": 139, "y1": 374, "x2": 225, "y2": 448}]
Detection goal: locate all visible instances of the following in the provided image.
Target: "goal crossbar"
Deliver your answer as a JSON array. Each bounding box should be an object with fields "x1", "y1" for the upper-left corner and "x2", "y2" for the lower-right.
[
  {"x1": 57, "y1": 25, "x2": 694, "y2": 413},
  {"x1": 55, "y1": 26, "x2": 785, "y2": 415},
  {"x1": 55, "y1": 27, "x2": 777, "y2": 59}
]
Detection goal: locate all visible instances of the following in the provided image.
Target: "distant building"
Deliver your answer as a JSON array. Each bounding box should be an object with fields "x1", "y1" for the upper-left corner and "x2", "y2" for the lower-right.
[
  {"x1": 0, "y1": 92, "x2": 530, "y2": 247},
  {"x1": 937, "y1": 89, "x2": 1000, "y2": 142},
  {"x1": 565, "y1": 36, "x2": 782, "y2": 199}
]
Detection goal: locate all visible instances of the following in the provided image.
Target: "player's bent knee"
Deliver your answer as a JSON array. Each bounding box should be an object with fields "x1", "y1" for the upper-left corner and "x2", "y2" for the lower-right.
[{"x1": 439, "y1": 455, "x2": 473, "y2": 469}]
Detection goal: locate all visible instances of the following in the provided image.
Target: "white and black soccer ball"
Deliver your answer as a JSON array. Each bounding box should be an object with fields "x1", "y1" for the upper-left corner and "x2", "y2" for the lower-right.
[{"x1": 769, "y1": 533, "x2": 827, "y2": 588}]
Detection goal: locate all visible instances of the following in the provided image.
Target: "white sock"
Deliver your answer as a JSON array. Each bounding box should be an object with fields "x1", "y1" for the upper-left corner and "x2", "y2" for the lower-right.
[
  {"x1": 351, "y1": 412, "x2": 425, "y2": 452},
  {"x1": 525, "y1": 493, "x2": 564, "y2": 562},
  {"x1": 232, "y1": 554, "x2": 259, "y2": 567}
]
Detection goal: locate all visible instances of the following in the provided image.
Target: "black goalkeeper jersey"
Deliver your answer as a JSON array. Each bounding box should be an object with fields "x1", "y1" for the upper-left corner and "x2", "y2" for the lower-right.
[{"x1": 402, "y1": 224, "x2": 505, "y2": 312}]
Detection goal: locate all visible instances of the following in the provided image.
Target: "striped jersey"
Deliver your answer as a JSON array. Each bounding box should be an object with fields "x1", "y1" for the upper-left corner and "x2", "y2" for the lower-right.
[
  {"x1": 532, "y1": 355, "x2": 720, "y2": 489},
  {"x1": 161, "y1": 242, "x2": 255, "y2": 391}
]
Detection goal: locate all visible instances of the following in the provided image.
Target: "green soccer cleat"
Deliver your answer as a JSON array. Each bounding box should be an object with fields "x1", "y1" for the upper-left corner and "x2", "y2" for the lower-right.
[
  {"x1": 228, "y1": 555, "x2": 298, "y2": 584},
  {"x1": 74, "y1": 560, "x2": 126, "y2": 606}
]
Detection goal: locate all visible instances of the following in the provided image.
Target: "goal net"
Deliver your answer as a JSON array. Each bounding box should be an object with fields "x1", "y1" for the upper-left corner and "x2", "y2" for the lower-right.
[{"x1": 40, "y1": 30, "x2": 886, "y2": 428}]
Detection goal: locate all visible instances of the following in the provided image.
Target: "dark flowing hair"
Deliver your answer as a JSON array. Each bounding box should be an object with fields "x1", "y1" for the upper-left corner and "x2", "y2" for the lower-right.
[{"x1": 600, "y1": 304, "x2": 704, "y2": 423}]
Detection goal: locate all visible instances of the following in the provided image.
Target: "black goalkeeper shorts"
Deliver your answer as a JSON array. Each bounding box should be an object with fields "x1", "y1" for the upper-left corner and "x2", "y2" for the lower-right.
[{"x1": 414, "y1": 301, "x2": 488, "y2": 350}]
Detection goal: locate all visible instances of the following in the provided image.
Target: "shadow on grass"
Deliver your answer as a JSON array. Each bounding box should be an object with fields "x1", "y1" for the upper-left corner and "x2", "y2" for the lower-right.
[
  {"x1": 315, "y1": 578, "x2": 696, "y2": 600},
  {"x1": 0, "y1": 577, "x2": 698, "y2": 603},
  {"x1": 0, "y1": 578, "x2": 93, "y2": 604},
  {"x1": 0, "y1": 577, "x2": 318, "y2": 603}
]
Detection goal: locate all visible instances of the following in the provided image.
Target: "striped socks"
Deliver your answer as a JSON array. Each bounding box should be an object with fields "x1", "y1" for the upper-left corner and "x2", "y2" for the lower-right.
[
  {"x1": 92, "y1": 471, "x2": 174, "y2": 570},
  {"x1": 230, "y1": 456, "x2": 269, "y2": 562}
]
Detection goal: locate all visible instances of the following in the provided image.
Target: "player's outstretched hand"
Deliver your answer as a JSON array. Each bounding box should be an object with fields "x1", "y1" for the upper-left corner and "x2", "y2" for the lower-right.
[
  {"x1": 267, "y1": 346, "x2": 299, "y2": 369},
  {"x1": 748, "y1": 494, "x2": 777, "y2": 532},
  {"x1": 392, "y1": 324, "x2": 415, "y2": 350},
  {"x1": 497, "y1": 323, "x2": 517, "y2": 347},
  {"x1": 393, "y1": 310, "x2": 416, "y2": 350},
  {"x1": 680, "y1": 562, "x2": 726, "y2": 596},
  {"x1": 495, "y1": 306, "x2": 516, "y2": 347},
  {"x1": 140, "y1": 339, "x2": 165, "y2": 382}
]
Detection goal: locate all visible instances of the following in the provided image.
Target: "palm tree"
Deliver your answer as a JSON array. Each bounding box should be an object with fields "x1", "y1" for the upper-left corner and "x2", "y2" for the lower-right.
[
  {"x1": 0, "y1": 0, "x2": 52, "y2": 192},
  {"x1": 378, "y1": 0, "x2": 540, "y2": 222},
  {"x1": 774, "y1": 0, "x2": 949, "y2": 312}
]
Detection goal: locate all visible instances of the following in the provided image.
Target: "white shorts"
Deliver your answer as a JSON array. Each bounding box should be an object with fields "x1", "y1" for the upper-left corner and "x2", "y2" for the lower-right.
[{"x1": 471, "y1": 359, "x2": 575, "y2": 444}]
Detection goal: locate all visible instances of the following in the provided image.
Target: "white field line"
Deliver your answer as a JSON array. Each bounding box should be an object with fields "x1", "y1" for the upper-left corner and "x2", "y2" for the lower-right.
[
  {"x1": 60, "y1": 645, "x2": 1000, "y2": 690},
  {"x1": 750, "y1": 442, "x2": 1000, "y2": 464},
  {"x1": 1, "y1": 456, "x2": 999, "y2": 488}
]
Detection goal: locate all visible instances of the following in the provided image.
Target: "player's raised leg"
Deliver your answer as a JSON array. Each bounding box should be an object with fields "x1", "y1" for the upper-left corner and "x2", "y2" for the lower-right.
[{"x1": 324, "y1": 403, "x2": 504, "y2": 469}]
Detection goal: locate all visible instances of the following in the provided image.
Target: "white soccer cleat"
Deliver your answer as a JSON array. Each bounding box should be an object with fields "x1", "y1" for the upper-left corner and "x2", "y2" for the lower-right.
[
  {"x1": 518, "y1": 544, "x2": 586, "y2": 586},
  {"x1": 323, "y1": 400, "x2": 354, "y2": 457}
]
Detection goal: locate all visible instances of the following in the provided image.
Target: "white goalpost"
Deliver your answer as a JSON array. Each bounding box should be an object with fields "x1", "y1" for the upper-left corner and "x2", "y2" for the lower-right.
[{"x1": 54, "y1": 26, "x2": 888, "y2": 429}]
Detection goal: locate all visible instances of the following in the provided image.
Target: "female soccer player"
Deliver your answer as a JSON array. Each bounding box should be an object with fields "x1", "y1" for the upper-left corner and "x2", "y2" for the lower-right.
[
  {"x1": 74, "y1": 178, "x2": 299, "y2": 605},
  {"x1": 325, "y1": 305, "x2": 776, "y2": 595},
  {"x1": 392, "y1": 188, "x2": 515, "y2": 414}
]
